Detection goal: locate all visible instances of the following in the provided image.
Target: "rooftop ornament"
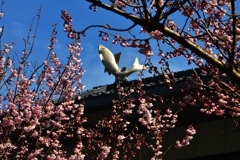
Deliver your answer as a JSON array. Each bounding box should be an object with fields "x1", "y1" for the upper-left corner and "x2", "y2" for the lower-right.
[{"x1": 98, "y1": 44, "x2": 146, "y2": 83}]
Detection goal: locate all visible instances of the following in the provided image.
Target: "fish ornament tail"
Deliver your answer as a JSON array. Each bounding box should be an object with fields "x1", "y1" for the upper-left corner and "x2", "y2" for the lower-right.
[{"x1": 132, "y1": 57, "x2": 146, "y2": 70}]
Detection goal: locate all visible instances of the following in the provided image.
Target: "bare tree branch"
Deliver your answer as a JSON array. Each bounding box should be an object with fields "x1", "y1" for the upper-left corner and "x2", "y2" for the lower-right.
[
  {"x1": 159, "y1": 0, "x2": 188, "y2": 23},
  {"x1": 78, "y1": 23, "x2": 137, "y2": 34},
  {"x1": 86, "y1": 0, "x2": 145, "y2": 25},
  {"x1": 141, "y1": 0, "x2": 151, "y2": 22}
]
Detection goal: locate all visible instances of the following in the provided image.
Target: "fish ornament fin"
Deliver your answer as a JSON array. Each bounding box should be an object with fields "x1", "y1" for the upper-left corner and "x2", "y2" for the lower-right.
[
  {"x1": 133, "y1": 57, "x2": 140, "y2": 66},
  {"x1": 104, "y1": 68, "x2": 111, "y2": 75},
  {"x1": 114, "y1": 52, "x2": 122, "y2": 65},
  {"x1": 121, "y1": 67, "x2": 127, "y2": 72},
  {"x1": 99, "y1": 53, "x2": 103, "y2": 61}
]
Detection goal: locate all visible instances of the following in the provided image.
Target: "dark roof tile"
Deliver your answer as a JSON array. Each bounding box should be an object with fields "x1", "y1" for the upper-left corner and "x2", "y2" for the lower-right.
[{"x1": 79, "y1": 68, "x2": 208, "y2": 100}]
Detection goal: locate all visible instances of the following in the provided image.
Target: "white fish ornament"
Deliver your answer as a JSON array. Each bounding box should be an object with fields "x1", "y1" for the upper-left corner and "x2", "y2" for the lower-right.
[{"x1": 98, "y1": 44, "x2": 146, "y2": 82}]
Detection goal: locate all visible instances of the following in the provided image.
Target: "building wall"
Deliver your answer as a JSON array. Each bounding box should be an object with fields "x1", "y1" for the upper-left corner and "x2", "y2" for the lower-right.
[
  {"x1": 62, "y1": 117, "x2": 240, "y2": 159},
  {"x1": 163, "y1": 117, "x2": 240, "y2": 160}
]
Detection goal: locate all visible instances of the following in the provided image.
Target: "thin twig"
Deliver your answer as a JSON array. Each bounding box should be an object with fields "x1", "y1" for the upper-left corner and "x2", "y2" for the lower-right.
[
  {"x1": 79, "y1": 23, "x2": 137, "y2": 34},
  {"x1": 118, "y1": 0, "x2": 143, "y2": 8}
]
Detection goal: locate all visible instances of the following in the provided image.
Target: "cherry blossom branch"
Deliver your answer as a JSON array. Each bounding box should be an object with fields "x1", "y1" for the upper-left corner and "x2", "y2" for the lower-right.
[
  {"x1": 211, "y1": 74, "x2": 240, "y2": 97},
  {"x1": 0, "y1": 26, "x2": 3, "y2": 48},
  {"x1": 26, "y1": 6, "x2": 42, "y2": 60},
  {"x1": 230, "y1": 0, "x2": 237, "y2": 69},
  {"x1": 186, "y1": 1, "x2": 227, "y2": 59},
  {"x1": 175, "y1": 125, "x2": 196, "y2": 149},
  {"x1": 12, "y1": 7, "x2": 42, "y2": 102},
  {"x1": 154, "y1": 23, "x2": 240, "y2": 84},
  {"x1": 211, "y1": 3, "x2": 240, "y2": 17},
  {"x1": 156, "y1": 35, "x2": 240, "y2": 115},
  {"x1": 0, "y1": 0, "x2": 4, "y2": 20},
  {"x1": 86, "y1": 0, "x2": 145, "y2": 24},
  {"x1": 22, "y1": 18, "x2": 35, "y2": 62},
  {"x1": 0, "y1": 0, "x2": 4, "y2": 47},
  {"x1": 86, "y1": 0, "x2": 240, "y2": 86},
  {"x1": 161, "y1": 144, "x2": 173, "y2": 158},
  {"x1": 118, "y1": 0, "x2": 143, "y2": 8}
]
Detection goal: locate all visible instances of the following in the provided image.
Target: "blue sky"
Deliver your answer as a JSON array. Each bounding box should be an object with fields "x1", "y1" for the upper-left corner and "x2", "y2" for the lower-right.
[{"x1": 2, "y1": 0, "x2": 228, "y2": 90}]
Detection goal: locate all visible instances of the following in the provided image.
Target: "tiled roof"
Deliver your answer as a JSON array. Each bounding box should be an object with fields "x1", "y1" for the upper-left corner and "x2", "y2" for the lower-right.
[{"x1": 78, "y1": 68, "x2": 208, "y2": 100}]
